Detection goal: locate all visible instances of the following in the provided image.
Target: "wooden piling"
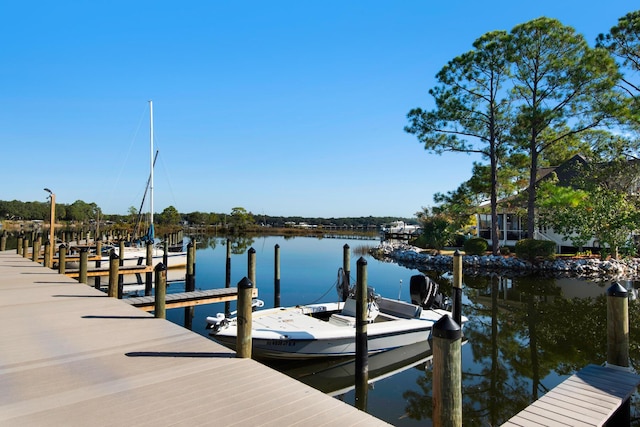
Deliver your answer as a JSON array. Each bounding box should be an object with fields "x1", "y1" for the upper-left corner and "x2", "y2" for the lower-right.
[
  {"x1": 32, "y1": 237, "x2": 39, "y2": 262},
  {"x1": 16, "y1": 234, "x2": 23, "y2": 255},
  {"x1": 79, "y1": 248, "x2": 88, "y2": 284},
  {"x1": 236, "y1": 276, "x2": 254, "y2": 359},
  {"x1": 452, "y1": 250, "x2": 463, "y2": 326},
  {"x1": 119, "y1": 241, "x2": 125, "y2": 263},
  {"x1": 186, "y1": 241, "x2": 195, "y2": 292},
  {"x1": 145, "y1": 241, "x2": 153, "y2": 296},
  {"x1": 607, "y1": 282, "x2": 629, "y2": 367},
  {"x1": 163, "y1": 239, "x2": 168, "y2": 267},
  {"x1": 1, "y1": 231, "x2": 7, "y2": 252},
  {"x1": 274, "y1": 244, "x2": 281, "y2": 307},
  {"x1": 22, "y1": 238, "x2": 28, "y2": 258},
  {"x1": 154, "y1": 263, "x2": 167, "y2": 319},
  {"x1": 44, "y1": 240, "x2": 51, "y2": 268},
  {"x1": 225, "y1": 238, "x2": 231, "y2": 316},
  {"x1": 58, "y1": 244, "x2": 66, "y2": 274},
  {"x1": 108, "y1": 250, "x2": 119, "y2": 298},
  {"x1": 94, "y1": 240, "x2": 102, "y2": 289},
  {"x1": 606, "y1": 283, "x2": 631, "y2": 425},
  {"x1": 118, "y1": 241, "x2": 125, "y2": 291},
  {"x1": 184, "y1": 241, "x2": 195, "y2": 329},
  {"x1": 342, "y1": 244, "x2": 351, "y2": 301},
  {"x1": 355, "y1": 256, "x2": 368, "y2": 411},
  {"x1": 247, "y1": 247, "x2": 256, "y2": 287},
  {"x1": 432, "y1": 315, "x2": 462, "y2": 427}
]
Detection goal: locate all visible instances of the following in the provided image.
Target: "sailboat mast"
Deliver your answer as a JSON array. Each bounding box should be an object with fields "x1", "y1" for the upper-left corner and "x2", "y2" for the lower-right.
[{"x1": 149, "y1": 100, "x2": 154, "y2": 228}]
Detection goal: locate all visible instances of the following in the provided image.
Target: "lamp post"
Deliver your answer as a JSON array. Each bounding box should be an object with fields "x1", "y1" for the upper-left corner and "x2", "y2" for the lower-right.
[{"x1": 44, "y1": 188, "x2": 55, "y2": 268}]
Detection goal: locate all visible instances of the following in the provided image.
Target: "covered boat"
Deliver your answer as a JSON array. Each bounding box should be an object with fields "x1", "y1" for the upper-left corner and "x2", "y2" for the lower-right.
[{"x1": 206, "y1": 274, "x2": 467, "y2": 359}]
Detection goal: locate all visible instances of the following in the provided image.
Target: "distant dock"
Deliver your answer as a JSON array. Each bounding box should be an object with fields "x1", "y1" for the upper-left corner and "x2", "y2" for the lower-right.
[{"x1": 0, "y1": 251, "x2": 389, "y2": 426}]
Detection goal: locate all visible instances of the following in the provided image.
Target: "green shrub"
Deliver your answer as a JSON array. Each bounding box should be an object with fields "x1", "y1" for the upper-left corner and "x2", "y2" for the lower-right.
[
  {"x1": 463, "y1": 237, "x2": 488, "y2": 255},
  {"x1": 515, "y1": 239, "x2": 556, "y2": 261},
  {"x1": 452, "y1": 233, "x2": 466, "y2": 247},
  {"x1": 499, "y1": 246, "x2": 511, "y2": 255}
]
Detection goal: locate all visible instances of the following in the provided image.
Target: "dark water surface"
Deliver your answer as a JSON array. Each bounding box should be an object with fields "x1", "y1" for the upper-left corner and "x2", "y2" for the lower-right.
[{"x1": 160, "y1": 235, "x2": 639, "y2": 426}]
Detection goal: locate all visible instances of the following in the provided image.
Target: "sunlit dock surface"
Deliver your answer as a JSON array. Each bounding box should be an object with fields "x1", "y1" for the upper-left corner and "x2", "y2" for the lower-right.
[
  {"x1": 0, "y1": 251, "x2": 389, "y2": 426},
  {"x1": 502, "y1": 364, "x2": 640, "y2": 426}
]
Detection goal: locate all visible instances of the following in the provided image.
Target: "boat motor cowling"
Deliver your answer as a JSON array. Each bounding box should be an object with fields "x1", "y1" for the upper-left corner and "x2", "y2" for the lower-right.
[{"x1": 410, "y1": 274, "x2": 440, "y2": 309}]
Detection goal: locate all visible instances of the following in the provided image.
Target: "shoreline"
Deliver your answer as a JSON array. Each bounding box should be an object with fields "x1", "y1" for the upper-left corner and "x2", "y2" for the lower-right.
[{"x1": 372, "y1": 241, "x2": 640, "y2": 282}]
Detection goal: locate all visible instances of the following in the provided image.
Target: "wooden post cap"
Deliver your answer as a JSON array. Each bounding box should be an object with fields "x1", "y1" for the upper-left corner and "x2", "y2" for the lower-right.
[
  {"x1": 433, "y1": 315, "x2": 462, "y2": 340},
  {"x1": 607, "y1": 282, "x2": 628, "y2": 298},
  {"x1": 238, "y1": 277, "x2": 253, "y2": 289}
]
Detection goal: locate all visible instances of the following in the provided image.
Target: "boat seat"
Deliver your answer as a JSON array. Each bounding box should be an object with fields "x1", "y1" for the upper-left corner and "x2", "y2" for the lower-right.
[
  {"x1": 328, "y1": 313, "x2": 356, "y2": 327},
  {"x1": 377, "y1": 298, "x2": 422, "y2": 319},
  {"x1": 340, "y1": 298, "x2": 379, "y2": 322},
  {"x1": 341, "y1": 298, "x2": 358, "y2": 316}
]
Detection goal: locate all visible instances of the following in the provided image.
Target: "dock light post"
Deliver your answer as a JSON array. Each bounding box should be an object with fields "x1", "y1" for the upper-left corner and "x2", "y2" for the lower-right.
[{"x1": 44, "y1": 188, "x2": 55, "y2": 268}]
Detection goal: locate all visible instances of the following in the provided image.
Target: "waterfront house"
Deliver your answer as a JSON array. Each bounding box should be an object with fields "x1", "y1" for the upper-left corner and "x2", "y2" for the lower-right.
[{"x1": 475, "y1": 154, "x2": 633, "y2": 252}]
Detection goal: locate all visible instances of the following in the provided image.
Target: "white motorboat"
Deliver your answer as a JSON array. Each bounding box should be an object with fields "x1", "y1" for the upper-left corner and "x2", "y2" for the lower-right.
[
  {"x1": 206, "y1": 274, "x2": 466, "y2": 359},
  {"x1": 381, "y1": 220, "x2": 421, "y2": 235}
]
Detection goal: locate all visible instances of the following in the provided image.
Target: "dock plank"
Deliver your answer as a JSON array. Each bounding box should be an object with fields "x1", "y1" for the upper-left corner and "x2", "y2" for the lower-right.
[
  {"x1": 0, "y1": 252, "x2": 389, "y2": 426},
  {"x1": 124, "y1": 287, "x2": 258, "y2": 310},
  {"x1": 502, "y1": 364, "x2": 640, "y2": 426}
]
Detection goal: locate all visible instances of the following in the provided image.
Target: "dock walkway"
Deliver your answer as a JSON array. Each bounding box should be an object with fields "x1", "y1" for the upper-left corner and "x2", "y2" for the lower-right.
[
  {"x1": 0, "y1": 251, "x2": 389, "y2": 426},
  {"x1": 502, "y1": 364, "x2": 640, "y2": 426},
  {"x1": 125, "y1": 288, "x2": 258, "y2": 311}
]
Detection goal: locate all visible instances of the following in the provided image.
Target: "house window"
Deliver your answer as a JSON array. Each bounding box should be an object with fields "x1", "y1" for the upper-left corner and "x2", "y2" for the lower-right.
[
  {"x1": 478, "y1": 214, "x2": 491, "y2": 239},
  {"x1": 506, "y1": 214, "x2": 524, "y2": 240}
]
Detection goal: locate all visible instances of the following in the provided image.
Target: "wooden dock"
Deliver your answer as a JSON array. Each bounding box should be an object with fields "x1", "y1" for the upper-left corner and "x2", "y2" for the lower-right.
[
  {"x1": 0, "y1": 251, "x2": 389, "y2": 426},
  {"x1": 126, "y1": 288, "x2": 259, "y2": 311},
  {"x1": 502, "y1": 364, "x2": 640, "y2": 426},
  {"x1": 64, "y1": 264, "x2": 154, "y2": 278}
]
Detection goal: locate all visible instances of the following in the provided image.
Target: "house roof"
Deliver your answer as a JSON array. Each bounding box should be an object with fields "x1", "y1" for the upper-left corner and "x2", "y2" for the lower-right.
[
  {"x1": 482, "y1": 154, "x2": 589, "y2": 210},
  {"x1": 540, "y1": 153, "x2": 588, "y2": 187}
]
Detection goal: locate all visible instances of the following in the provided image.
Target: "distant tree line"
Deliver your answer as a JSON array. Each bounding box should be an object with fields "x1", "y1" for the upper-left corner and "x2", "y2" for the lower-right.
[
  {"x1": 0, "y1": 199, "x2": 100, "y2": 223},
  {"x1": 0, "y1": 199, "x2": 415, "y2": 230}
]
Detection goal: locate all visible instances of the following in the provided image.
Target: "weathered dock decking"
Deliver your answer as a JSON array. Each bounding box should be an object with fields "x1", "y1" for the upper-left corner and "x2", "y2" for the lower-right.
[
  {"x1": 64, "y1": 264, "x2": 154, "y2": 278},
  {"x1": 0, "y1": 251, "x2": 389, "y2": 426},
  {"x1": 125, "y1": 288, "x2": 259, "y2": 311},
  {"x1": 502, "y1": 364, "x2": 640, "y2": 426}
]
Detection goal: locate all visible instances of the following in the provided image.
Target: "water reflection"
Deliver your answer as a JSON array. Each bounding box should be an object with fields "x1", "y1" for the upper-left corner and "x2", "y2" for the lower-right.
[
  {"x1": 454, "y1": 273, "x2": 640, "y2": 426},
  {"x1": 264, "y1": 340, "x2": 440, "y2": 397},
  {"x1": 164, "y1": 237, "x2": 640, "y2": 426}
]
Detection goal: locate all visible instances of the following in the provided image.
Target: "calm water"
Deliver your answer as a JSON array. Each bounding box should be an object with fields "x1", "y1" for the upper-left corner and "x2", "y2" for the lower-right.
[{"x1": 160, "y1": 235, "x2": 640, "y2": 426}]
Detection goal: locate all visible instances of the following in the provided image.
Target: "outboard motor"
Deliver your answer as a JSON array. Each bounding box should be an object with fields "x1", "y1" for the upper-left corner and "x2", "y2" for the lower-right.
[{"x1": 410, "y1": 274, "x2": 440, "y2": 309}]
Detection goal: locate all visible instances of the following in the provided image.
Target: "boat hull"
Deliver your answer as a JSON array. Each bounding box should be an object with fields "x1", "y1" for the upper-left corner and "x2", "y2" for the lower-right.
[
  {"x1": 213, "y1": 327, "x2": 432, "y2": 359},
  {"x1": 209, "y1": 302, "x2": 455, "y2": 360}
]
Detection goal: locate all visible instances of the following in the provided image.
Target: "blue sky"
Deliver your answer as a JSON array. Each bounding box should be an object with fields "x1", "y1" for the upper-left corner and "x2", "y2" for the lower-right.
[{"x1": 0, "y1": 1, "x2": 634, "y2": 218}]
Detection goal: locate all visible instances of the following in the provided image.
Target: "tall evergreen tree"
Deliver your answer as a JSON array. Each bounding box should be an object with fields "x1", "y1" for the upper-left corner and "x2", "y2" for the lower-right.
[
  {"x1": 406, "y1": 31, "x2": 513, "y2": 255},
  {"x1": 508, "y1": 17, "x2": 620, "y2": 237},
  {"x1": 597, "y1": 10, "x2": 640, "y2": 119}
]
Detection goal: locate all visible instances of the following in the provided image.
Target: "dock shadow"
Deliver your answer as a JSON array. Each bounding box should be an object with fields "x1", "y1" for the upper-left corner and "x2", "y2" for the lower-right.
[
  {"x1": 126, "y1": 351, "x2": 234, "y2": 358},
  {"x1": 83, "y1": 315, "x2": 153, "y2": 320},
  {"x1": 53, "y1": 294, "x2": 106, "y2": 298}
]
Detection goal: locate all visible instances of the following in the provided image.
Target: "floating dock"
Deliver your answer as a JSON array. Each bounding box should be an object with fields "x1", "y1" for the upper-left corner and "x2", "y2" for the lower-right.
[{"x1": 0, "y1": 251, "x2": 389, "y2": 426}]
